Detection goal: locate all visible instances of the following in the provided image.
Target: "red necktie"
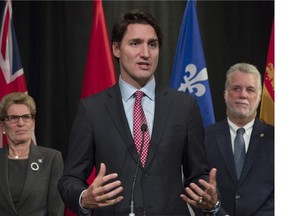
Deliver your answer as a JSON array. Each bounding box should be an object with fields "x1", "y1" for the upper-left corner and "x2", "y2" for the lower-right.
[{"x1": 133, "y1": 90, "x2": 150, "y2": 167}]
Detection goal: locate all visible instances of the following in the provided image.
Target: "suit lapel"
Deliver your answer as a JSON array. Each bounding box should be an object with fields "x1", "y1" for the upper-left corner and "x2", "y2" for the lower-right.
[
  {"x1": 216, "y1": 121, "x2": 239, "y2": 182},
  {"x1": 144, "y1": 85, "x2": 170, "y2": 169},
  {"x1": 17, "y1": 144, "x2": 44, "y2": 208},
  {"x1": 0, "y1": 147, "x2": 17, "y2": 214},
  {"x1": 105, "y1": 85, "x2": 138, "y2": 162},
  {"x1": 239, "y1": 119, "x2": 266, "y2": 183}
]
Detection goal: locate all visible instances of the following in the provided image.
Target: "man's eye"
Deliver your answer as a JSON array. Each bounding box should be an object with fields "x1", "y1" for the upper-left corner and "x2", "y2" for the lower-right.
[
  {"x1": 149, "y1": 42, "x2": 158, "y2": 48},
  {"x1": 232, "y1": 87, "x2": 241, "y2": 91},
  {"x1": 131, "y1": 42, "x2": 140, "y2": 46},
  {"x1": 247, "y1": 88, "x2": 255, "y2": 93}
]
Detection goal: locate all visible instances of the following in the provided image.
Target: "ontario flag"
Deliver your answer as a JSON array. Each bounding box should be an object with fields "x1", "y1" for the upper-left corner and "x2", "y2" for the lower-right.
[
  {"x1": 260, "y1": 21, "x2": 274, "y2": 125},
  {"x1": 169, "y1": 0, "x2": 215, "y2": 127},
  {"x1": 0, "y1": 0, "x2": 27, "y2": 147},
  {"x1": 65, "y1": 0, "x2": 117, "y2": 215}
]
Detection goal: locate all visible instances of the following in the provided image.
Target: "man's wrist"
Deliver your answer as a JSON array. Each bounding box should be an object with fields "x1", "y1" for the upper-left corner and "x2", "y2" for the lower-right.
[
  {"x1": 202, "y1": 199, "x2": 220, "y2": 216},
  {"x1": 79, "y1": 189, "x2": 91, "y2": 214}
]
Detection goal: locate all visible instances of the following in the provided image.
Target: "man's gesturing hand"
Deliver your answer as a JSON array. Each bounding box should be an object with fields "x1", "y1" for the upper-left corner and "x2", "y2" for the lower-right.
[
  {"x1": 180, "y1": 168, "x2": 219, "y2": 210},
  {"x1": 81, "y1": 163, "x2": 124, "y2": 209}
]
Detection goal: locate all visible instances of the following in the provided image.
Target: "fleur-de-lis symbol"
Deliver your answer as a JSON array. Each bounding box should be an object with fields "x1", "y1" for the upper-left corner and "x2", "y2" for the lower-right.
[{"x1": 178, "y1": 64, "x2": 208, "y2": 97}]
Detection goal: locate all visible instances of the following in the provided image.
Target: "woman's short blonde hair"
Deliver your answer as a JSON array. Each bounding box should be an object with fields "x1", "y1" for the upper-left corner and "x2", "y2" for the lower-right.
[{"x1": 0, "y1": 92, "x2": 36, "y2": 121}]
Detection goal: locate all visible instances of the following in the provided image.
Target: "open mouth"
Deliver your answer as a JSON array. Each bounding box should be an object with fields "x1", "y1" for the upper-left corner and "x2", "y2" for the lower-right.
[{"x1": 138, "y1": 62, "x2": 150, "y2": 70}]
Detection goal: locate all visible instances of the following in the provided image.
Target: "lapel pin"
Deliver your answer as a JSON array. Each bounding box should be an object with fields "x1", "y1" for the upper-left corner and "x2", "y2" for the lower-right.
[
  {"x1": 31, "y1": 162, "x2": 39, "y2": 171},
  {"x1": 260, "y1": 133, "x2": 264, "y2": 137},
  {"x1": 38, "y1": 159, "x2": 43, "y2": 163}
]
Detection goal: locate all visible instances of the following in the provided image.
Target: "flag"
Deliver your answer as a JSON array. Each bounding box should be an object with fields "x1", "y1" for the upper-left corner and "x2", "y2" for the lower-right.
[
  {"x1": 82, "y1": 0, "x2": 116, "y2": 181},
  {"x1": 169, "y1": 0, "x2": 215, "y2": 127},
  {"x1": 65, "y1": 0, "x2": 117, "y2": 215},
  {"x1": 80, "y1": 0, "x2": 116, "y2": 98},
  {"x1": 0, "y1": 0, "x2": 27, "y2": 147},
  {"x1": 260, "y1": 21, "x2": 274, "y2": 125}
]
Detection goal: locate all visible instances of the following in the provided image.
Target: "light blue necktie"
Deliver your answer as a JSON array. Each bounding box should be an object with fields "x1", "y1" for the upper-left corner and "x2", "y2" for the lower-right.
[{"x1": 234, "y1": 128, "x2": 246, "y2": 179}]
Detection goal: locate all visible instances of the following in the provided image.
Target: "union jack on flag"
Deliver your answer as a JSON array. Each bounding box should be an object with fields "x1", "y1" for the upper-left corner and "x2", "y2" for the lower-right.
[
  {"x1": 0, "y1": 0, "x2": 27, "y2": 147},
  {"x1": 0, "y1": 0, "x2": 26, "y2": 98}
]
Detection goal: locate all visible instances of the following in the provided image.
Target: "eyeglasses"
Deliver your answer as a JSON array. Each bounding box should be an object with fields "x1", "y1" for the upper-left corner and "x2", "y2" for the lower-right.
[{"x1": 4, "y1": 114, "x2": 35, "y2": 123}]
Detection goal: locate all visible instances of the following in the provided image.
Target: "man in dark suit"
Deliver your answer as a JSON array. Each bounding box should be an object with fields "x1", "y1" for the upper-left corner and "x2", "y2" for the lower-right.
[
  {"x1": 58, "y1": 9, "x2": 220, "y2": 216},
  {"x1": 205, "y1": 63, "x2": 274, "y2": 216}
]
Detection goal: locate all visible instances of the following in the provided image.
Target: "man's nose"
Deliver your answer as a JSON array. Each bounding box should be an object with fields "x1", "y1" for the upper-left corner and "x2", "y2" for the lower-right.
[{"x1": 140, "y1": 45, "x2": 150, "y2": 58}]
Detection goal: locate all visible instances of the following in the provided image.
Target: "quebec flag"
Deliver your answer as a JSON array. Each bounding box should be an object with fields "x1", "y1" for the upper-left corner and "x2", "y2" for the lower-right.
[{"x1": 170, "y1": 0, "x2": 215, "y2": 127}]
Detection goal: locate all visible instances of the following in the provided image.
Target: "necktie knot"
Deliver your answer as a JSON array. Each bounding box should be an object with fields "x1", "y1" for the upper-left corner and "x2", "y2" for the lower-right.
[
  {"x1": 237, "y1": 128, "x2": 245, "y2": 135},
  {"x1": 134, "y1": 90, "x2": 144, "y2": 101}
]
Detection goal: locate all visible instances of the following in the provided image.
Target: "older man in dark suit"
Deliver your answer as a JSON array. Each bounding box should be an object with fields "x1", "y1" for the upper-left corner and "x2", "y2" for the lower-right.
[{"x1": 205, "y1": 63, "x2": 274, "y2": 216}]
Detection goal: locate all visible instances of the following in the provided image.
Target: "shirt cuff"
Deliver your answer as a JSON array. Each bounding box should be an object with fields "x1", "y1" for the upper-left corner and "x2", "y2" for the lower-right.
[{"x1": 79, "y1": 189, "x2": 91, "y2": 215}]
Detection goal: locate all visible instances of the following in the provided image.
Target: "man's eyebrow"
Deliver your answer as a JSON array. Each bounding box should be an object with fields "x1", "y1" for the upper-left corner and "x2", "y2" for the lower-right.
[
  {"x1": 128, "y1": 38, "x2": 142, "y2": 43},
  {"x1": 148, "y1": 38, "x2": 158, "y2": 43}
]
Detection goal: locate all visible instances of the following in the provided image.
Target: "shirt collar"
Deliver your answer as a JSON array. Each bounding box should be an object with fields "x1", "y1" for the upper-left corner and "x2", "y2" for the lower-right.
[
  {"x1": 227, "y1": 117, "x2": 255, "y2": 134},
  {"x1": 119, "y1": 75, "x2": 156, "y2": 102}
]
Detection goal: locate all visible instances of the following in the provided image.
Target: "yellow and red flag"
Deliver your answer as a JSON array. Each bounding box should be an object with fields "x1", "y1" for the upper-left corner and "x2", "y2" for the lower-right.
[{"x1": 260, "y1": 21, "x2": 274, "y2": 125}]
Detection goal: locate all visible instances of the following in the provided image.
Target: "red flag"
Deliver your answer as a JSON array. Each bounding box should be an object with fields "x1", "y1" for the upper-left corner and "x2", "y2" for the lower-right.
[
  {"x1": 80, "y1": 0, "x2": 116, "y2": 98},
  {"x1": 0, "y1": 0, "x2": 27, "y2": 147},
  {"x1": 65, "y1": 0, "x2": 117, "y2": 215},
  {"x1": 260, "y1": 21, "x2": 274, "y2": 125},
  {"x1": 81, "y1": 0, "x2": 117, "y2": 182}
]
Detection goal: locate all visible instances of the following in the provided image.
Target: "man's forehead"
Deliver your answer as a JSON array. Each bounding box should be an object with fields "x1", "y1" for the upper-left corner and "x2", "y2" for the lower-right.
[
  {"x1": 125, "y1": 24, "x2": 157, "y2": 38},
  {"x1": 230, "y1": 73, "x2": 258, "y2": 86}
]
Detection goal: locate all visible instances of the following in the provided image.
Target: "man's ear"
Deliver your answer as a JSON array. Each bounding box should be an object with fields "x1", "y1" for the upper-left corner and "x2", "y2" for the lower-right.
[{"x1": 112, "y1": 42, "x2": 120, "y2": 58}]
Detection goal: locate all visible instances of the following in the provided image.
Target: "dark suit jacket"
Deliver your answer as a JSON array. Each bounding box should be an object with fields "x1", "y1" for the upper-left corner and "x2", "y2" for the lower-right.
[
  {"x1": 0, "y1": 144, "x2": 64, "y2": 216},
  {"x1": 205, "y1": 119, "x2": 274, "y2": 216},
  {"x1": 58, "y1": 83, "x2": 211, "y2": 215}
]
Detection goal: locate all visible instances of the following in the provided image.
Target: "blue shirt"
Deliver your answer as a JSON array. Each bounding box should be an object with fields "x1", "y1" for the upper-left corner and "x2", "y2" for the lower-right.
[{"x1": 119, "y1": 76, "x2": 155, "y2": 137}]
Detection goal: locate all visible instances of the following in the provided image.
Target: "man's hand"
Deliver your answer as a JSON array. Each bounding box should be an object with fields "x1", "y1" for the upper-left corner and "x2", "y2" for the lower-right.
[
  {"x1": 81, "y1": 163, "x2": 124, "y2": 209},
  {"x1": 180, "y1": 168, "x2": 219, "y2": 210}
]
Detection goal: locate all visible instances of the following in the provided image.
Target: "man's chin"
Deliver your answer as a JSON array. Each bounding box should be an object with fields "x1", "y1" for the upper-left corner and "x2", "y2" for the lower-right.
[{"x1": 231, "y1": 109, "x2": 251, "y2": 118}]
